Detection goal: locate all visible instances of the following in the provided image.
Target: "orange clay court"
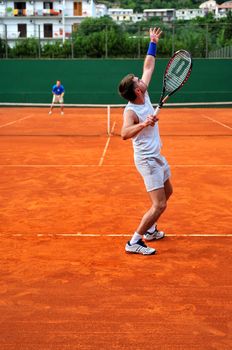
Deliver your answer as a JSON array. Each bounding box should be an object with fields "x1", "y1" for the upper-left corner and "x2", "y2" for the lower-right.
[{"x1": 0, "y1": 107, "x2": 231, "y2": 350}]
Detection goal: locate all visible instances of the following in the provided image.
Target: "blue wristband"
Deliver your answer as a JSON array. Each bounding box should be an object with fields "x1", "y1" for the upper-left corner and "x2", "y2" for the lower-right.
[{"x1": 147, "y1": 42, "x2": 157, "y2": 57}]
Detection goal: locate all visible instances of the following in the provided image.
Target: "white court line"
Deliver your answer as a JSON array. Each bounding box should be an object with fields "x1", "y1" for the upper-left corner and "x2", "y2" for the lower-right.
[
  {"x1": 98, "y1": 121, "x2": 116, "y2": 166},
  {"x1": 1, "y1": 233, "x2": 232, "y2": 238},
  {"x1": 54, "y1": 233, "x2": 232, "y2": 237},
  {"x1": 201, "y1": 114, "x2": 232, "y2": 131},
  {"x1": 0, "y1": 115, "x2": 33, "y2": 128},
  {"x1": 0, "y1": 164, "x2": 232, "y2": 168}
]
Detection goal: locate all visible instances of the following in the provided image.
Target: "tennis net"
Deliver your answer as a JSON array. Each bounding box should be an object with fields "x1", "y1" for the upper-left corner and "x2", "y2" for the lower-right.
[{"x1": 0, "y1": 102, "x2": 231, "y2": 137}]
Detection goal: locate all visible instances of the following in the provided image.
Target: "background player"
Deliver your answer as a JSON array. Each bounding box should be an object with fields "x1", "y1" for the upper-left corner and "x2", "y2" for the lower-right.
[
  {"x1": 49, "y1": 80, "x2": 65, "y2": 115},
  {"x1": 118, "y1": 27, "x2": 173, "y2": 255}
]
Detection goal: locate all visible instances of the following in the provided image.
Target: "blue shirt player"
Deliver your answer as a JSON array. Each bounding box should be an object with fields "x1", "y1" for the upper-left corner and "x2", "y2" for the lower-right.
[{"x1": 49, "y1": 80, "x2": 65, "y2": 115}]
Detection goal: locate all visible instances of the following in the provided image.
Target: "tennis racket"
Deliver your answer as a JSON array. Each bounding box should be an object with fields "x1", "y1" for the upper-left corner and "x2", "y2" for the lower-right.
[{"x1": 154, "y1": 50, "x2": 192, "y2": 116}]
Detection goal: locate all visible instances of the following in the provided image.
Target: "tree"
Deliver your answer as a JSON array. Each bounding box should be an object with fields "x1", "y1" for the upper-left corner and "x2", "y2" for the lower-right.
[
  {"x1": 77, "y1": 16, "x2": 121, "y2": 36},
  {"x1": 0, "y1": 38, "x2": 6, "y2": 58},
  {"x1": 223, "y1": 11, "x2": 232, "y2": 43},
  {"x1": 73, "y1": 16, "x2": 129, "y2": 58},
  {"x1": 42, "y1": 41, "x2": 69, "y2": 58},
  {"x1": 11, "y1": 38, "x2": 39, "y2": 58}
]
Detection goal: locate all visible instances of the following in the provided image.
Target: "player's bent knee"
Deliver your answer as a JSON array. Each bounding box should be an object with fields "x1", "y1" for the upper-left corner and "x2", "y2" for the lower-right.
[
  {"x1": 168, "y1": 187, "x2": 173, "y2": 198},
  {"x1": 159, "y1": 201, "x2": 167, "y2": 213},
  {"x1": 151, "y1": 201, "x2": 167, "y2": 215}
]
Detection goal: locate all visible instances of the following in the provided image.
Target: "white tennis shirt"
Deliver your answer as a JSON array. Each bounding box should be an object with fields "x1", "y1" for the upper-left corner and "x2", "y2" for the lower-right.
[{"x1": 124, "y1": 92, "x2": 162, "y2": 158}]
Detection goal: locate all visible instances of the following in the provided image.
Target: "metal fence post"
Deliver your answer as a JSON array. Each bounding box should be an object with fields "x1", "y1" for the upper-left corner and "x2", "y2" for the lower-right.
[
  {"x1": 5, "y1": 24, "x2": 8, "y2": 59},
  {"x1": 71, "y1": 34, "x2": 74, "y2": 59},
  {"x1": 138, "y1": 25, "x2": 141, "y2": 58},
  {"x1": 172, "y1": 23, "x2": 175, "y2": 56},
  {"x1": 38, "y1": 24, "x2": 41, "y2": 58},
  {"x1": 205, "y1": 23, "x2": 208, "y2": 58},
  {"x1": 105, "y1": 25, "x2": 108, "y2": 58}
]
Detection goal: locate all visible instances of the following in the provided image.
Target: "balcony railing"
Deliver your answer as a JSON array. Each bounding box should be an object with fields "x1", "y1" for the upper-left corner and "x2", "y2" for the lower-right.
[{"x1": 0, "y1": 9, "x2": 62, "y2": 17}]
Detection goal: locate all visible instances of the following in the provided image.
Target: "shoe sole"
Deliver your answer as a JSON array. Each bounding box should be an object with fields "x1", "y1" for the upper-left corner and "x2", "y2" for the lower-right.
[
  {"x1": 125, "y1": 250, "x2": 156, "y2": 255},
  {"x1": 144, "y1": 234, "x2": 165, "y2": 242}
]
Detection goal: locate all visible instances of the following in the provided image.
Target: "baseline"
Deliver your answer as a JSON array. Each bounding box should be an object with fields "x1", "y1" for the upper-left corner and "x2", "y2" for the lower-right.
[
  {"x1": 1, "y1": 233, "x2": 232, "y2": 237},
  {"x1": 0, "y1": 164, "x2": 232, "y2": 168}
]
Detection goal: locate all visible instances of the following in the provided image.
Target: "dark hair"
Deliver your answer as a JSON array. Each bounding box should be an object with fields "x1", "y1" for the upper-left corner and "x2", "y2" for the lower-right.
[{"x1": 118, "y1": 74, "x2": 137, "y2": 102}]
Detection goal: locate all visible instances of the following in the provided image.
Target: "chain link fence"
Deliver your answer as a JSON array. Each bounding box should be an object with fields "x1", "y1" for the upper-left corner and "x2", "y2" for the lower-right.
[
  {"x1": 0, "y1": 22, "x2": 231, "y2": 59},
  {"x1": 208, "y1": 45, "x2": 232, "y2": 58}
]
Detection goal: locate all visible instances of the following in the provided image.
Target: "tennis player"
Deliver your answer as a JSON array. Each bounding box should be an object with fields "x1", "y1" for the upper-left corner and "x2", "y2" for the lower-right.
[
  {"x1": 118, "y1": 27, "x2": 173, "y2": 255},
  {"x1": 49, "y1": 80, "x2": 65, "y2": 115}
]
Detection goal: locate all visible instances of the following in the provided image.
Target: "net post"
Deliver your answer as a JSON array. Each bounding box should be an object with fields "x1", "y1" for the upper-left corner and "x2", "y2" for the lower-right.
[{"x1": 107, "y1": 105, "x2": 111, "y2": 135}]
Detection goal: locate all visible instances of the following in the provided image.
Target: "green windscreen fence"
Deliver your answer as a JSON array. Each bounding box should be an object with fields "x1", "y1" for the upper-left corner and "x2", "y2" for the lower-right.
[{"x1": 0, "y1": 59, "x2": 231, "y2": 105}]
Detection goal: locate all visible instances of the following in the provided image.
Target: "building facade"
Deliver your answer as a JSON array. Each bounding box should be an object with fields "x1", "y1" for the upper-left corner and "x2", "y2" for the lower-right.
[
  {"x1": 95, "y1": 3, "x2": 107, "y2": 18},
  {"x1": 0, "y1": 0, "x2": 96, "y2": 46},
  {"x1": 199, "y1": 0, "x2": 217, "y2": 14},
  {"x1": 217, "y1": 1, "x2": 232, "y2": 18},
  {"x1": 1, "y1": 1, "x2": 231, "y2": 47},
  {"x1": 176, "y1": 8, "x2": 204, "y2": 20},
  {"x1": 143, "y1": 9, "x2": 175, "y2": 22},
  {"x1": 108, "y1": 8, "x2": 133, "y2": 22},
  {"x1": 199, "y1": 0, "x2": 232, "y2": 18}
]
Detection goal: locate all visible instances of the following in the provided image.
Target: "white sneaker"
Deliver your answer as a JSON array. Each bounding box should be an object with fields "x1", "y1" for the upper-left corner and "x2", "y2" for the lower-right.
[
  {"x1": 61, "y1": 111, "x2": 64, "y2": 115},
  {"x1": 143, "y1": 225, "x2": 165, "y2": 242},
  {"x1": 48, "y1": 111, "x2": 52, "y2": 115},
  {"x1": 125, "y1": 239, "x2": 156, "y2": 255}
]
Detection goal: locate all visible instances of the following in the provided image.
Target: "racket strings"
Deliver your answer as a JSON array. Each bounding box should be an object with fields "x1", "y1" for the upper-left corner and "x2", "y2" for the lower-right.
[{"x1": 165, "y1": 52, "x2": 191, "y2": 93}]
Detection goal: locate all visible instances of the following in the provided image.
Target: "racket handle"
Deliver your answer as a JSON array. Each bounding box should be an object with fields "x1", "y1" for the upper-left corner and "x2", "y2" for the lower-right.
[{"x1": 154, "y1": 105, "x2": 161, "y2": 116}]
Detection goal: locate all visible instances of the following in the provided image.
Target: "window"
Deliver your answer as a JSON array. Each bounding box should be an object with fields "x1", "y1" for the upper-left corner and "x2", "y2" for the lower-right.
[
  {"x1": 14, "y1": 2, "x2": 26, "y2": 16},
  {"x1": 44, "y1": 24, "x2": 52, "y2": 38},
  {"x1": 44, "y1": 2, "x2": 53, "y2": 10},
  {"x1": 18, "y1": 24, "x2": 27, "y2": 37},
  {"x1": 14, "y1": 2, "x2": 26, "y2": 10},
  {"x1": 74, "y1": 1, "x2": 82, "y2": 16},
  {"x1": 72, "y1": 24, "x2": 79, "y2": 33}
]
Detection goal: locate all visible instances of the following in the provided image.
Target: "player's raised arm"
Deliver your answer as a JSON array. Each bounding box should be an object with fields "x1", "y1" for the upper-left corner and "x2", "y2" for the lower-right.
[{"x1": 141, "y1": 27, "x2": 162, "y2": 88}]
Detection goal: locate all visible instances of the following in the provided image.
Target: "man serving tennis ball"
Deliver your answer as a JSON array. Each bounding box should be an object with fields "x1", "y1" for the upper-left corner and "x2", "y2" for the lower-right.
[
  {"x1": 118, "y1": 27, "x2": 173, "y2": 255},
  {"x1": 49, "y1": 80, "x2": 65, "y2": 115}
]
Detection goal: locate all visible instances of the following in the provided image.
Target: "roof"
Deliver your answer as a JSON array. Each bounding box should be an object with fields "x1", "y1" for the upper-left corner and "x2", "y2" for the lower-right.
[
  {"x1": 144, "y1": 9, "x2": 175, "y2": 12},
  {"x1": 218, "y1": 1, "x2": 232, "y2": 8}
]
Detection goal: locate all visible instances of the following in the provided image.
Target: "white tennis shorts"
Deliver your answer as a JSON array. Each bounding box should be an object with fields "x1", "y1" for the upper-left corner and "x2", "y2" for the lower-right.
[
  {"x1": 52, "y1": 95, "x2": 64, "y2": 104},
  {"x1": 134, "y1": 155, "x2": 171, "y2": 192}
]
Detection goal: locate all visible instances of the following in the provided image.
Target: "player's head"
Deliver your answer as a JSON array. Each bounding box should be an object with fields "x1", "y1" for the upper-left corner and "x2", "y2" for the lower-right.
[
  {"x1": 56, "y1": 80, "x2": 61, "y2": 86},
  {"x1": 118, "y1": 74, "x2": 147, "y2": 102}
]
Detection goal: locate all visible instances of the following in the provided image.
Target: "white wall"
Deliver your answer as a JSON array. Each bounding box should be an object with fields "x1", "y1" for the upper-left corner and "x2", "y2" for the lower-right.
[
  {"x1": 176, "y1": 9, "x2": 204, "y2": 20},
  {"x1": 96, "y1": 4, "x2": 107, "y2": 17},
  {"x1": 83, "y1": 0, "x2": 96, "y2": 17},
  {"x1": 63, "y1": 0, "x2": 74, "y2": 17}
]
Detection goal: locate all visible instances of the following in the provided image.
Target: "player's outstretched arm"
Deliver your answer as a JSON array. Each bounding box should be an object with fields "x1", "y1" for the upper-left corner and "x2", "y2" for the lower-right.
[{"x1": 142, "y1": 27, "x2": 162, "y2": 88}]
